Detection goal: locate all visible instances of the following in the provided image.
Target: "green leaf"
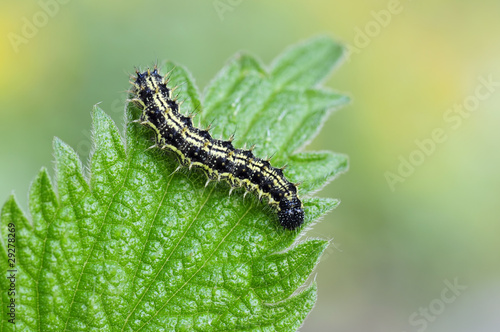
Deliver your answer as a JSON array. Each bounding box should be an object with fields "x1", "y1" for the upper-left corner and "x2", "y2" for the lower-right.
[
  {"x1": 287, "y1": 152, "x2": 349, "y2": 195},
  {"x1": 270, "y1": 35, "x2": 346, "y2": 89},
  {"x1": 0, "y1": 36, "x2": 348, "y2": 331}
]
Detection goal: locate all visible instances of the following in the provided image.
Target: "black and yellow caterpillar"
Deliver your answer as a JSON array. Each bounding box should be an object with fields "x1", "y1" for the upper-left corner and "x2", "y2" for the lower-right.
[{"x1": 130, "y1": 67, "x2": 304, "y2": 230}]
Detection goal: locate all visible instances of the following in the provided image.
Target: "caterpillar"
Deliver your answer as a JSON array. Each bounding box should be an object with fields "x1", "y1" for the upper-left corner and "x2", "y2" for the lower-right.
[{"x1": 129, "y1": 67, "x2": 304, "y2": 230}]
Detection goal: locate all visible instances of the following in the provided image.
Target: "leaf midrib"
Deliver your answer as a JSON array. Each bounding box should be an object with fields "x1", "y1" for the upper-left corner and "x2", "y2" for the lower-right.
[
  {"x1": 123, "y1": 182, "x2": 217, "y2": 330},
  {"x1": 120, "y1": 166, "x2": 176, "y2": 330},
  {"x1": 136, "y1": 203, "x2": 252, "y2": 331},
  {"x1": 63, "y1": 157, "x2": 134, "y2": 331}
]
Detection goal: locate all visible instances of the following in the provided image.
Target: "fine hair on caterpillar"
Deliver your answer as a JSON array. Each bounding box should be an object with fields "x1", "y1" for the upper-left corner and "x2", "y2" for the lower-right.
[{"x1": 129, "y1": 66, "x2": 304, "y2": 230}]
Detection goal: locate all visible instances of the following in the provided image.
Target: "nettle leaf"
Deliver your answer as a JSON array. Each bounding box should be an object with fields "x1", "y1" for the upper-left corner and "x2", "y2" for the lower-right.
[{"x1": 0, "y1": 36, "x2": 349, "y2": 331}]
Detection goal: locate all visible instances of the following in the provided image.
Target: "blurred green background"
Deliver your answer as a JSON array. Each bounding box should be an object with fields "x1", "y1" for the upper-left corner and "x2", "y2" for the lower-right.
[{"x1": 1, "y1": 1, "x2": 499, "y2": 331}]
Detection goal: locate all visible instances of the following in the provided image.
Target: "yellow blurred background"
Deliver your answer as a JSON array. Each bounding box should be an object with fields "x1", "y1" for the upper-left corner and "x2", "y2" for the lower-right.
[{"x1": 1, "y1": 1, "x2": 499, "y2": 331}]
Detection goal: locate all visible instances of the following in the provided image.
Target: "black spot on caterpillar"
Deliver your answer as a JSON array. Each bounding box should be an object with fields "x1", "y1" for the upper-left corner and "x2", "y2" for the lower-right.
[{"x1": 129, "y1": 67, "x2": 304, "y2": 230}]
